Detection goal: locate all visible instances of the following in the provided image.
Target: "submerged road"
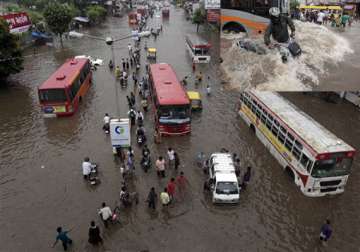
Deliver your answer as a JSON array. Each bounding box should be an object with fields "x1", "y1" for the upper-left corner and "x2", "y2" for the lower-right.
[{"x1": 1, "y1": 6, "x2": 360, "y2": 252}]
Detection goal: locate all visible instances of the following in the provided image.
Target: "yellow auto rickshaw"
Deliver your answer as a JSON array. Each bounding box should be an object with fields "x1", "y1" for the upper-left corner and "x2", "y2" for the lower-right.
[
  {"x1": 147, "y1": 48, "x2": 157, "y2": 60},
  {"x1": 187, "y1": 91, "x2": 202, "y2": 111}
]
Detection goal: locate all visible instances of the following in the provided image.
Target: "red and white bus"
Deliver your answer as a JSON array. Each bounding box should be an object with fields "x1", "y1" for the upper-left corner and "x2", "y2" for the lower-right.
[
  {"x1": 149, "y1": 63, "x2": 191, "y2": 136},
  {"x1": 185, "y1": 34, "x2": 211, "y2": 63},
  {"x1": 239, "y1": 91, "x2": 356, "y2": 197},
  {"x1": 38, "y1": 58, "x2": 92, "y2": 117}
]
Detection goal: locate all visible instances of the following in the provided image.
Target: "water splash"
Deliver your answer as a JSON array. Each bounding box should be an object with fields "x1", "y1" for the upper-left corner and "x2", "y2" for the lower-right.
[{"x1": 221, "y1": 21, "x2": 353, "y2": 91}]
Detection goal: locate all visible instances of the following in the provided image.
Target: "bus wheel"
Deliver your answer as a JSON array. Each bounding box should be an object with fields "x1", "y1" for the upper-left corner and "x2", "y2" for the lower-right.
[
  {"x1": 285, "y1": 166, "x2": 295, "y2": 181},
  {"x1": 250, "y1": 124, "x2": 255, "y2": 133}
]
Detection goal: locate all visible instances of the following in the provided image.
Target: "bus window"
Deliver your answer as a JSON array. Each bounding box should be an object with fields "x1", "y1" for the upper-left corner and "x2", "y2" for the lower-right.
[
  {"x1": 285, "y1": 137, "x2": 293, "y2": 152},
  {"x1": 294, "y1": 140, "x2": 303, "y2": 150},
  {"x1": 300, "y1": 153, "x2": 309, "y2": 169},
  {"x1": 256, "y1": 108, "x2": 261, "y2": 118},
  {"x1": 261, "y1": 113, "x2": 267, "y2": 124},
  {"x1": 292, "y1": 146, "x2": 301, "y2": 160},
  {"x1": 39, "y1": 89, "x2": 68, "y2": 102},
  {"x1": 265, "y1": 117, "x2": 272, "y2": 130},
  {"x1": 271, "y1": 124, "x2": 279, "y2": 137},
  {"x1": 251, "y1": 103, "x2": 257, "y2": 113},
  {"x1": 278, "y1": 131, "x2": 285, "y2": 144}
]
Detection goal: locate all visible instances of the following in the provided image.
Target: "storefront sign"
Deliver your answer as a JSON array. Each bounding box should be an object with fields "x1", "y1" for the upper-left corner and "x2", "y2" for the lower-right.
[
  {"x1": 205, "y1": 0, "x2": 220, "y2": 10},
  {"x1": 1, "y1": 12, "x2": 32, "y2": 34}
]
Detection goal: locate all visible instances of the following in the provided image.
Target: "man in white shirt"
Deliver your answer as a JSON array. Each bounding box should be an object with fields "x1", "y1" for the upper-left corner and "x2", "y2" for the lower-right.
[
  {"x1": 82, "y1": 157, "x2": 92, "y2": 179},
  {"x1": 317, "y1": 11, "x2": 325, "y2": 25},
  {"x1": 167, "y1": 148, "x2": 175, "y2": 169},
  {"x1": 98, "y1": 202, "x2": 113, "y2": 228}
]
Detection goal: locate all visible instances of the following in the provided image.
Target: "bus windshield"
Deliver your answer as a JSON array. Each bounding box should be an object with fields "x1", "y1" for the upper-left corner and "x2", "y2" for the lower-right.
[
  {"x1": 216, "y1": 182, "x2": 239, "y2": 195},
  {"x1": 312, "y1": 157, "x2": 352, "y2": 178},
  {"x1": 39, "y1": 89, "x2": 68, "y2": 103},
  {"x1": 158, "y1": 105, "x2": 190, "y2": 123},
  {"x1": 194, "y1": 48, "x2": 209, "y2": 56}
]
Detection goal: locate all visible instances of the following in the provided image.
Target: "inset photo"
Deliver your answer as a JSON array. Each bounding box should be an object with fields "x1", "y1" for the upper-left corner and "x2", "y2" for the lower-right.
[{"x1": 220, "y1": 0, "x2": 360, "y2": 91}]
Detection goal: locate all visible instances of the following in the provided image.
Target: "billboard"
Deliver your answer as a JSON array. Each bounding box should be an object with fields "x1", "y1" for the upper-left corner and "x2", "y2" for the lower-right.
[
  {"x1": 205, "y1": 0, "x2": 220, "y2": 9},
  {"x1": 110, "y1": 119, "x2": 131, "y2": 147},
  {"x1": 1, "y1": 12, "x2": 32, "y2": 34},
  {"x1": 207, "y1": 9, "x2": 220, "y2": 23}
]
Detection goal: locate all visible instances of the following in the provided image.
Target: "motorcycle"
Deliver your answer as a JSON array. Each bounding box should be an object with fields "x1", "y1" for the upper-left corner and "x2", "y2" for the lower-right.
[
  {"x1": 87, "y1": 163, "x2": 99, "y2": 185},
  {"x1": 102, "y1": 123, "x2": 110, "y2": 134},
  {"x1": 271, "y1": 37, "x2": 302, "y2": 63},
  {"x1": 137, "y1": 134, "x2": 146, "y2": 145},
  {"x1": 141, "y1": 155, "x2": 151, "y2": 172}
]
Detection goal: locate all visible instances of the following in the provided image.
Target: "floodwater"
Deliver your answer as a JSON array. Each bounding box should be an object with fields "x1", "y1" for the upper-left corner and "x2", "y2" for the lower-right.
[
  {"x1": 221, "y1": 21, "x2": 360, "y2": 91},
  {"x1": 1, "y1": 6, "x2": 360, "y2": 252}
]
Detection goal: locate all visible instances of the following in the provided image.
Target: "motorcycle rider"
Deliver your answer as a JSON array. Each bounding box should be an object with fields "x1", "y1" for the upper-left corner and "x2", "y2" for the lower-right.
[
  {"x1": 264, "y1": 7, "x2": 296, "y2": 47},
  {"x1": 142, "y1": 144, "x2": 151, "y2": 157},
  {"x1": 137, "y1": 110, "x2": 144, "y2": 126},
  {"x1": 128, "y1": 108, "x2": 136, "y2": 126},
  {"x1": 82, "y1": 157, "x2": 92, "y2": 180},
  {"x1": 136, "y1": 126, "x2": 146, "y2": 143},
  {"x1": 103, "y1": 113, "x2": 110, "y2": 133}
]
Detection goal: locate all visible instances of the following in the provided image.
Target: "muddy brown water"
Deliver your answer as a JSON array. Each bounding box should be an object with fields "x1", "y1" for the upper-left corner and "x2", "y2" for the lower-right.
[{"x1": 1, "y1": 7, "x2": 360, "y2": 252}]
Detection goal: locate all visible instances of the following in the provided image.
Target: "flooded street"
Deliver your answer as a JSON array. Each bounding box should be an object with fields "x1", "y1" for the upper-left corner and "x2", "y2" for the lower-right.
[
  {"x1": 1, "y1": 6, "x2": 360, "y2": 252},
  {"x1": 220, "y1": 21, "x2": 360, "y2": 91}
]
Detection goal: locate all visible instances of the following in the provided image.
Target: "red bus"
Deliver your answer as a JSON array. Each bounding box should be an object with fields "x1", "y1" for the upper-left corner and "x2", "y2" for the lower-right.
[
  {"x1": 38, "y1": 58, "x2": 92, "y2": 117},
  {"x1": 149, "y1": 63, "x2": 191, "y2": 136}
]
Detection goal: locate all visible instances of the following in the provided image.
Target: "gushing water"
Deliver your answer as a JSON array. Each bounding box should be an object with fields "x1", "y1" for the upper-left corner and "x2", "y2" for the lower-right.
[{"x1": 221, "y1": 21, "x2": 353, "y2": 91}]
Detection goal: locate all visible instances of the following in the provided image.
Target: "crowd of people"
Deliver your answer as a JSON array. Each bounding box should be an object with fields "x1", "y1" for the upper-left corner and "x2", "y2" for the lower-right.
[{"x1": 293, "y1": 8, "x2": 356, "y2": 28}]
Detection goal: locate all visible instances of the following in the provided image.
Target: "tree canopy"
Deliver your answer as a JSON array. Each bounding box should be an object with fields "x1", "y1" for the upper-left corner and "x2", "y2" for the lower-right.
[
  {"x1": 192, "y1": 8, "x2": 206, "y2": 32},
  {"x1": 86, "y1": 5, "x2": 107, "y2": 24},
  {"x1": 0, "y1": 18, "x2": 24, "y2": 82},
  {"x1": 43, "y1": 2, "x2": 73, "y2": 45}
]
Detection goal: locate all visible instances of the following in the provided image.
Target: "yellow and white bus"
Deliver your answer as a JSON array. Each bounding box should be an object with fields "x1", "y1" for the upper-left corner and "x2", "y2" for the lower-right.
[
  {"x1": 239, "y1": 91, "x2": 356, "y2": 197},
  {"x1": 221, "y1": 0, "x2": 289, "y2": 36}
]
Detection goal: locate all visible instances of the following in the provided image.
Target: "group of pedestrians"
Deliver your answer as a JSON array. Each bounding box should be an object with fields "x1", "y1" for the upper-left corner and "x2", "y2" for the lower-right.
[
  {"x1": 155, "y1": 148, "x2": 180, "y2": 178},
  {"x1": 146, "y1": 171, "x2": 188, "y2": 210}
]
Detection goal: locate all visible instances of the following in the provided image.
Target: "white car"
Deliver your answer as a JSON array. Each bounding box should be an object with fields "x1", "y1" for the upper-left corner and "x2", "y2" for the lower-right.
[
  {"x1": 74, "y1": 55, "x2": 103, "y2": 66},
  {"x1": 208, "y1": 153, "x2": 240, "y2": 204}
]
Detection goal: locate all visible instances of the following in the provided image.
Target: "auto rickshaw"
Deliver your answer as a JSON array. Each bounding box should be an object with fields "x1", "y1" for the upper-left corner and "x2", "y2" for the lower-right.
[
  {"x1": 147, "y1": 48, "x2": 157, "y2": 60},
  {"x1": 187, "y1": 91, "x2": 202, "y2": 111}
]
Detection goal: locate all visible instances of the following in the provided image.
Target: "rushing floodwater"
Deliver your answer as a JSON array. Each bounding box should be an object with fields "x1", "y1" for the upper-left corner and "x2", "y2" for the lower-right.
[
  {"x1": 1, "y1": 7, "x2": 360, "y2": 252},
  {"x1": 221, "y1": 21, "x2": 360, "y2": 91}
]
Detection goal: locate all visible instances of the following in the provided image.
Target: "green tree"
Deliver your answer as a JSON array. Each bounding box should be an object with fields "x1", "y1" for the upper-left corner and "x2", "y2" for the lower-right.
[
  {"x1": 43, "y1": 2, "x2": 73, "y2": 46},
  {"x1": 290, "y1": 0, "x2": 300, "y2": 11},
  {"x1": 0, "y1": 18, "x2": 24, "y2": 82},
  {"x1": 86, "y1": 5, "x2": 107, "y2": 24},
  {"x1": 192, "y1": 8, "x2": 206, "y2": 32}
]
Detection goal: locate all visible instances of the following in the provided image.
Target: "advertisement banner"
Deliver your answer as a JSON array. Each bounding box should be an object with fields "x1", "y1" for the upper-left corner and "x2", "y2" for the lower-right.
[
  {"x1": 207, "y1": 9, "x2": 220, "y2": 23},
  {"x1": 1, "y1": 12, "x2": 32, "y2": 34},
  {"x1": 110, "y1": 119, "x2": 131, "y2": 147},
  {"x1": 205, "y1": 0, "x2": 220, "y2": 10}
]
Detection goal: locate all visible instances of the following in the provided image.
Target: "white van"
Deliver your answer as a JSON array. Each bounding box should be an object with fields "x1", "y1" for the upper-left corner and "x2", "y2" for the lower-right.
[{"x1": 208, "y1": 153, "x2": 240, "y2": 204}]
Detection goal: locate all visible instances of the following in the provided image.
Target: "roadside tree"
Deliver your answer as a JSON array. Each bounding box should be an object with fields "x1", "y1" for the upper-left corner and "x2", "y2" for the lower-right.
[
  {"x1": 192, "y1": 8, "x2": 206, "y2": 32},
  {"x1": 0, "y1": 18, "x2": 24, "y2": 83},
  {"x1": 86, "y1": 5, "x2": 107, "y2": 24},
  {"x1": 43, "y1": 2, "x2": 73, "y2": 46}
]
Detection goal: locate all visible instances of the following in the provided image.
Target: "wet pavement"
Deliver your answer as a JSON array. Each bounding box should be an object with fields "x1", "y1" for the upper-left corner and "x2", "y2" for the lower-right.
[
  {"x1": 1, "y1": 6, "x2": 360, "y2": 252},
  {"x1": 220, "y1": 21, "x2": 360, "y2": 91}
]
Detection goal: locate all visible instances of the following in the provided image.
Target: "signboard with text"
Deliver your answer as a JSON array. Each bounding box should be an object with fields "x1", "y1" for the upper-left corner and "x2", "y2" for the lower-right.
[
  {"x1": 205, "y1": 0, "x2": 220, "y2": 10},
  {"x1": 1, "y1": 12, "x2": 32, "y2": 34}
]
